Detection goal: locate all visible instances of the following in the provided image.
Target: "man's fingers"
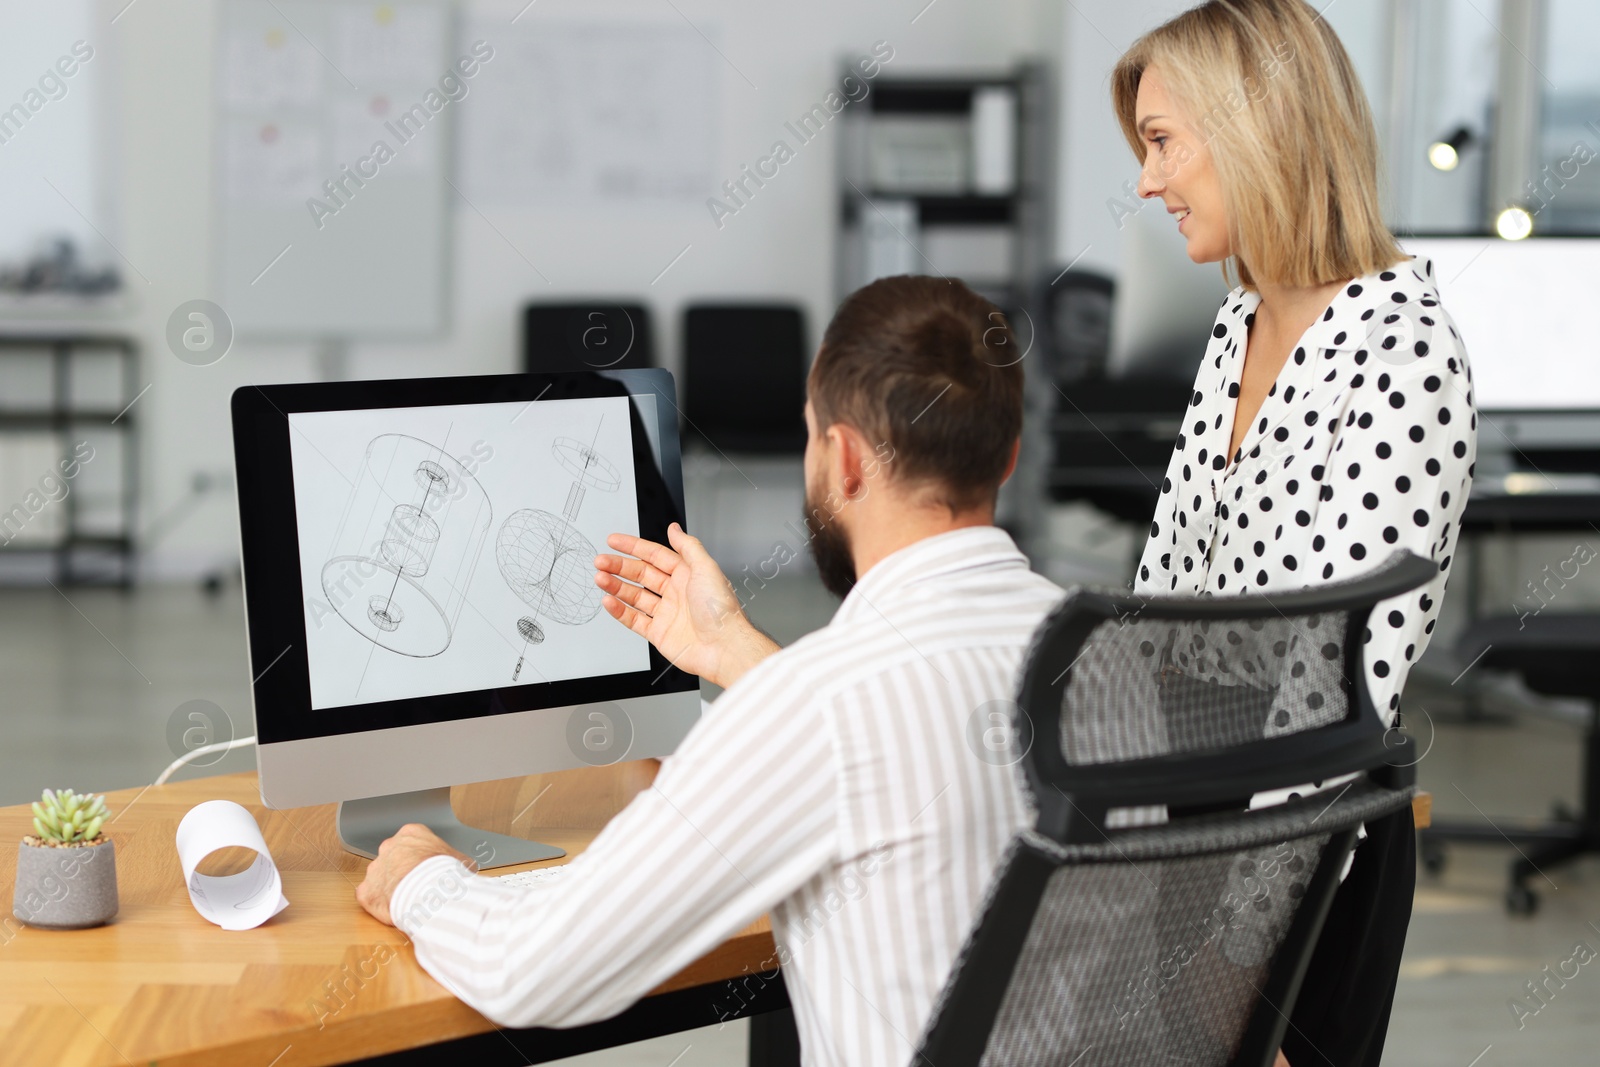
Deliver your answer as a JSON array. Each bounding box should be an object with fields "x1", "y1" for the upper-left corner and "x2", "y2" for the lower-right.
[
  {"x1": 606, "y1": 533, "x2": 681, "y2": 577},
  {"x1": 666, "y1": 522, "x2": 715, "y2": 567},
  {"x1": 600, "y1": 594, "x2": 655, "y2": 640},
  {"x1": 594, "y1": 554, "x2": 669, "y2": 594},
  {"x1": 595, "y1": 571, "x2": 661, "y2": 615}
]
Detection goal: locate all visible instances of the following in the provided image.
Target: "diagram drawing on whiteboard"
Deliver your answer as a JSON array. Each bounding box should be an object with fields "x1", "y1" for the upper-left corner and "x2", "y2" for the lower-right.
[
  {"x1": 321, "y1": 434, "x2": 493, "y2": 659},
  {"x1": 499, "y1": 419, "x2": 621, "y2": 680}
]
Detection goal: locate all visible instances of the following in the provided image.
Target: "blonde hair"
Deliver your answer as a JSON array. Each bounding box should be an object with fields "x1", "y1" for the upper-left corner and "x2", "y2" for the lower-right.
[{"x1": 1111, "y1": 0, "x2": 1405, "y2": 291}]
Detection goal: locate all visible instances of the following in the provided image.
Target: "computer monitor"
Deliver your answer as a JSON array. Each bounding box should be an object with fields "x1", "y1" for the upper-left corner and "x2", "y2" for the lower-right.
[
  {"x1": 1398, "y1": 235, "x2": 1600, "y2": 411},
  {"x1": 231, "y1": 369, "x2": 700, "y2": 867}
]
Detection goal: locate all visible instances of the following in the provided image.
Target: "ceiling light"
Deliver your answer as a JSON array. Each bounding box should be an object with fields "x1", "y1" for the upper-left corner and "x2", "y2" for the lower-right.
[
  {"x1": 1495, "y1": 206, "x2": 1534, "y2": 241},
  {"x1": 1427, "y1": 126, "x2": 1474, "y2": 172}
]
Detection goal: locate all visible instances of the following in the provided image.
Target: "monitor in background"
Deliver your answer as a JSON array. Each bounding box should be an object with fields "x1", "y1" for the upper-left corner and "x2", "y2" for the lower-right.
[
  {"x1": 231, "y1": 370, "x2": 698, "y2": 867},
  {"x1": 1399, "y1": 235, "x2": 1600, "y2": 411}
]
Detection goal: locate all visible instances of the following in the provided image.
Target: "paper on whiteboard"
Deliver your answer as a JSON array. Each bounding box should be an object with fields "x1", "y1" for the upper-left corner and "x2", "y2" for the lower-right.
[
  {"x1": 222, "y1": 25, "x2": 324, "y2": 109},
  {"x1": 329, "y1": 95, "x2": 428, "y2": 178},
  {"x1": 222, "y1": 118, "x2": 323, "y2": 203},
  {"x1": 459, "y1": 19, "x2": 717, "y2": 204},
  {"x1": 175, "y1": 800, "x2": 290, "y2": 931},
  {"x1": 333, "y1": 4, "x2": 444, "y2": 88}
]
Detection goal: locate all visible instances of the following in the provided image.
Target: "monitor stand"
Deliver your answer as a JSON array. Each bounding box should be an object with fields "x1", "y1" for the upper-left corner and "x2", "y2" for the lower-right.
[{"x1": 337, "y1": 788, "x2": 565, "y2": 870}]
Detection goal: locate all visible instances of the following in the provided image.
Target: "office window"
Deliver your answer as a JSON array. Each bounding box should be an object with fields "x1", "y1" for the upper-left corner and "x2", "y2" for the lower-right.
[
  {"x1": 1387, "y1": 0, "x2": 1500, "y2": 234},
  {"x1": 0, "y1": 1, "x2": 120, "y2": 306},
  {"x1": 1535, "y1": 0, "x2": 1600, "y2": 232}
]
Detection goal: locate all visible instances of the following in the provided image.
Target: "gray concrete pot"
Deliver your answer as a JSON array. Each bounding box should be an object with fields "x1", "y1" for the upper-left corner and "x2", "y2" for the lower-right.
[{"x1": 12, "y1": 837, "x2": 118, "y2": 929}]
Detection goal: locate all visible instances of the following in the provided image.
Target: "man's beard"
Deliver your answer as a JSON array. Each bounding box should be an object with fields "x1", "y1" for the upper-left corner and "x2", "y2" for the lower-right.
[{"x1": 804, "y1": 484, "x2": 857, "y2": 600}]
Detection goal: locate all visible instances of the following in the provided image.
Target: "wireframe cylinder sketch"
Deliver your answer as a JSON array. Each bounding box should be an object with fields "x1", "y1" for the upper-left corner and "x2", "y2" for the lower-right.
[
  {"x1": 321, "y1": 434, "x2": 493, "y2": 658},
  {"x1": 553, "y1": 436, "x2": 622, "y2": 491},
  {"x1": 562, "y1": 481, "x2": 585, "y2": 521},
  {"x1": 382, "y1": 504, "x2": 440, "y2": 576}
]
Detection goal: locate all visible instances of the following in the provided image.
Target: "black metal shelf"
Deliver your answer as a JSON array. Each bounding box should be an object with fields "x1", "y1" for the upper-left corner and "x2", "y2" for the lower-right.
[
  {"x1": 843, "y1": 193, "x2": 1016, "y2": 226},
  {"x1": 867, "y1": 77, "x2": 1023, "y2": 114},
  {"x1": 0, "y1": 333, "x2": 137, "y2": 586},
  {"x1": 0, "y1": 411, "x2": 133, "y2": 427},
  {"x1": 836, "y1": 63, "x2": 1048, "y2": 303}
]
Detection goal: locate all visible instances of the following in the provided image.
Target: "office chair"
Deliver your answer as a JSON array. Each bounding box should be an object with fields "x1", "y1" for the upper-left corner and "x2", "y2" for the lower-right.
[
  {"x1": 914, "y1": 551, "x2": 1437, "y2": 1067},
  {"x1": 522, "y1": 302, "x2": 654, "y2": 374},
  {"x1": 1419, "y1": 614, "x2": 1600, "y2": 915},
  {"x1": 681, "y1": 303, "x2": 807, "y2": 453},
  {"x1": 1035, "y1": 267, "x2": 1115, "y2": 384}
]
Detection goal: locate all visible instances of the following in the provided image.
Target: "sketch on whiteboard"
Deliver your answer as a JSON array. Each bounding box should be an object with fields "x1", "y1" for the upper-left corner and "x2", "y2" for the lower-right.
[
  {"x1": 499, "y1": 420, "x2": 622, "y2": 680},
  {"x1": 320, "y1": 434, "x2": 493, "y2": 659},
  {"x1": 459, "y1": 19, "x2": 717, "y2": 205}
]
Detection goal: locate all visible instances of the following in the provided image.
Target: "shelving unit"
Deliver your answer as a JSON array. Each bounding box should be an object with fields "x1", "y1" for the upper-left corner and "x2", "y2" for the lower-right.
[
  {"x1": 0, "y1": 333, "x2": 138, "y2": 586},
  {"x1": 834, "y1": 63, "x2": 1054, "y2": 559},
  {"x1": 835, "y1": 64, "x2": 1052, "y2": 312}
]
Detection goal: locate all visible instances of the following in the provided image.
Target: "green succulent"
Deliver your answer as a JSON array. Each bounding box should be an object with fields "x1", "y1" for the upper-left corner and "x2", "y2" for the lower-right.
[{"x1": 30, "y1": 788, "x2": 110, "y2": 845}]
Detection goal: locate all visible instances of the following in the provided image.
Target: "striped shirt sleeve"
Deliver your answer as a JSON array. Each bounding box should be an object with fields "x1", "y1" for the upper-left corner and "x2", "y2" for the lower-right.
[{"x1": 389, "y1": 653, "x2": 838, "y2": 1029}]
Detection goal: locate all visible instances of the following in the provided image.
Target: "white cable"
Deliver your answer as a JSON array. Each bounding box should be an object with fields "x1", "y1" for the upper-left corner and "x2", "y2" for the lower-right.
[{"x1": 155, "y1": 735, "x2": 257, "y2": 786}]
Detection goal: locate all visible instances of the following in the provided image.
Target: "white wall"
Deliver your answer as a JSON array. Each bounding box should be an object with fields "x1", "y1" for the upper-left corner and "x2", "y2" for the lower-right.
[
  {"x1": 76, "y1": 0, "x2": 1398, "y2": 578},
  {"x1": 93, "y1": 0, "x2": 1053, "y2": 578},
  {"x1": 1051, "y1": 0, "x2": 1397, "y2": 274},
  {"x1": 1051, "y1": 0, "x2": 1194, "y2": 274}
]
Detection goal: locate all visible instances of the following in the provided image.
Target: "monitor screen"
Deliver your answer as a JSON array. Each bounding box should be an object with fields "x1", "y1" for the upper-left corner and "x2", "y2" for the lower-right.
[
  {"x1": 1399, "y1": 236, "x2": 1600, "y2": 411},
  {"x1": 232, "y1": 371, "x2": 693, "y2": 747},
  {"x1": 287, "y1": 395, "x2": 650, "y2": 711}
]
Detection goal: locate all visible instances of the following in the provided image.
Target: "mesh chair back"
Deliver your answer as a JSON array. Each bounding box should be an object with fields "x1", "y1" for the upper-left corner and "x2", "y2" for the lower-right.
[
  {"x1": 914, "y1": 552, "x2": 1436, "y2": 1067},
  {"x1": 1058, "y1": 611, "x2": 1349, "y2": 768}
]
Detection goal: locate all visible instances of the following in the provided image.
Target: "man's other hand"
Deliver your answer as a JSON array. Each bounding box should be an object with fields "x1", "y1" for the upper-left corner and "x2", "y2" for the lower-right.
[
  {"x1": 356, "y1": 823, "x2": 476, "y2": 927},
  {"x1": 594, "y1": 522, "x2": 778, "y2": 691}
]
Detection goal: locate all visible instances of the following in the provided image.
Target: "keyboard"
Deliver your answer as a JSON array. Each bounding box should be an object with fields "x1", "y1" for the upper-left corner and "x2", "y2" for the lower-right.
[{"x1": 492, "y1": 864, "x2": 572, "y2": 889}]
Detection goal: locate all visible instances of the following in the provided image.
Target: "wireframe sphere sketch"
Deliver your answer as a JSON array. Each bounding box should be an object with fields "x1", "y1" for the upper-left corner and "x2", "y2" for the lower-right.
[{"x1": 499, "y1": 420, "x2": 627, "y2": 680}]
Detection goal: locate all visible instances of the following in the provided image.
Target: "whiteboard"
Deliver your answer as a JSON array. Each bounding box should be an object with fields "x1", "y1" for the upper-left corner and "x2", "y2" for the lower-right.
[{"x1": 215, "y1": 0, "x2": 453, "y2": 337}]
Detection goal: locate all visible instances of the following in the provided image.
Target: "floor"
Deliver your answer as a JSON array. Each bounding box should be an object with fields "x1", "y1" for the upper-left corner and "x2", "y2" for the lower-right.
[{"x1": 2, "y1": 562, "x2": 1597, "y2": 1065}]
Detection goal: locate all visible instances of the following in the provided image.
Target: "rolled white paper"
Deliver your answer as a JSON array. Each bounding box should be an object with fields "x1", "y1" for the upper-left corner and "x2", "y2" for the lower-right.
[{"x1": 175, "y1": 799, "x2": 290, "y2": 931}]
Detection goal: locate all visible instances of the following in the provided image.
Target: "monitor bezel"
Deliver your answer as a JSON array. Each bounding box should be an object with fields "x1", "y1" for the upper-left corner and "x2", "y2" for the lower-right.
[{"x1": 231, "y1": 369, "x2": 696, "y2": 747}]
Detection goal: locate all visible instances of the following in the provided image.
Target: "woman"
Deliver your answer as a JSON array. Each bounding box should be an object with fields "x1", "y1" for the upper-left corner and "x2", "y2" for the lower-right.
[{"x1": 1111, "y1": 1, "x2": 1477, "y2": 1064}]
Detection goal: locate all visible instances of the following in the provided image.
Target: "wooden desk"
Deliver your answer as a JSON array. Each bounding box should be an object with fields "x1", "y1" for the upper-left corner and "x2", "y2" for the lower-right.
[{"x1": 0, "y1": 768, "x2": 781, "y2": 1067}]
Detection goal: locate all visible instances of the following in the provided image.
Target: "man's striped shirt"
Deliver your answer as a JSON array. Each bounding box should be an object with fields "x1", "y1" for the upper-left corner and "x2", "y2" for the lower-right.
[{"x1": 390, "y1": 525, "x2": 1065, "y2": 1065}]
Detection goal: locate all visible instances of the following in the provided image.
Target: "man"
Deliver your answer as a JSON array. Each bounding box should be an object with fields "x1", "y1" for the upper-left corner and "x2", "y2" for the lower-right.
[{"x1": 356, "y1": 275, "x2": 1065, "y2": 1065}]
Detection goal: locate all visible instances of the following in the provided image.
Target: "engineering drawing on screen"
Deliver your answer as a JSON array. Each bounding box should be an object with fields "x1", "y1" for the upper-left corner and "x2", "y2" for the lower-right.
[
  {"x1": 321, "y1": 434, "x2": 494, "y2": 658},
  {"x1": 498, "y1": 420, "x2": 621, "y2": 680}
]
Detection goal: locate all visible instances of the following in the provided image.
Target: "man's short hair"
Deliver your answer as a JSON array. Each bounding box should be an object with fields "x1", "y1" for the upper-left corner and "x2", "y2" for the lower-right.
[{"x1": 809, "y1": 275, "x2": 1023, "y2": 512}]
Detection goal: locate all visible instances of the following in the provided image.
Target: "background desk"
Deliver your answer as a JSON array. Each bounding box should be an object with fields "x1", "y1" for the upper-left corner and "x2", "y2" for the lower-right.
[{"x1": 0, "y1": 768, "x2": 785, "y2": 1067}]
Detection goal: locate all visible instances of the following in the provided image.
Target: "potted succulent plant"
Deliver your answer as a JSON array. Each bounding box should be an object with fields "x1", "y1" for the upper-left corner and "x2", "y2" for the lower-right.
[{"x1": 12, "y1": 788, "x2": 118, "y2": 929}]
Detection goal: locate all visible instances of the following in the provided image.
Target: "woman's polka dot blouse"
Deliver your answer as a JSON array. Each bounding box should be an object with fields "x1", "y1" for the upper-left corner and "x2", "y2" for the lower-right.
[{"x1": 1134, "y1": 255, "x2": 1477, "y2": 726}]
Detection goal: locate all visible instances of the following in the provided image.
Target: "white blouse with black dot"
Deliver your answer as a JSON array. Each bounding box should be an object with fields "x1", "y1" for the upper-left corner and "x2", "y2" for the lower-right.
[{"x1": 1135, "y1": 254, "x2": 1477, "y2": 726}]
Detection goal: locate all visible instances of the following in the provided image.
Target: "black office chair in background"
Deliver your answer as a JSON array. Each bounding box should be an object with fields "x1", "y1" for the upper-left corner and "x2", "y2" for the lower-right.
[
  {"x1": 1032, "y1": 268, "x2": 1196, "y2": 526},
  {"x1": 1420, "y1": 614, "x2": 1600, "y2": 914},
  {"x1": 913, "y1": 551, "x2": 1436, "y2": 1067},
  {"x1": 1036, "y1": 267, "x2": 1116, "y2": 384},
  {"x1": 522, "y1": 301, "x2": 655, "y2": 374},
  {"x1": 681, "y1": 303, "x2": 807, "y2": 454}
]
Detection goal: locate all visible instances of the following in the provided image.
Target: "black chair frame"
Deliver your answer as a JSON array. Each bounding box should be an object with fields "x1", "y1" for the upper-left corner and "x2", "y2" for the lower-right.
[{"x1": 915, "y1": 550, "x2": 1438, "y2": 1067}]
